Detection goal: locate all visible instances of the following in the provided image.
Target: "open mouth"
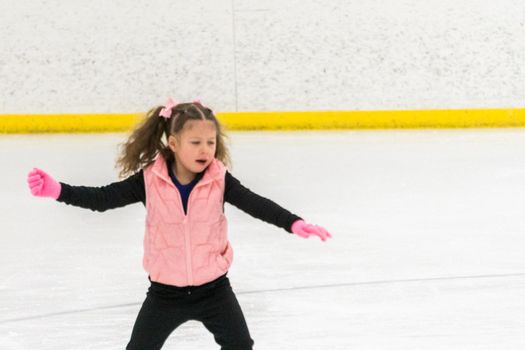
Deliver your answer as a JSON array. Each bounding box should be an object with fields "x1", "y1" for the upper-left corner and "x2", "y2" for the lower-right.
[{"x1": 196, "y1": 159, "x2": 207, "y2": 165}]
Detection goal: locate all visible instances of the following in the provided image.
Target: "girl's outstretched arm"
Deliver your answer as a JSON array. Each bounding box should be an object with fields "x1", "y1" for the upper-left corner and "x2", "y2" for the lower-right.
[
  {"x1": 27, "y1": 167, "x2": 145, "y2": 212},
  {"x1": 224, "y1": 172, "x2": 332, "y2": 241},
  {"x1": 224, "y1": 171, "x2": 300, "y2": 232}
]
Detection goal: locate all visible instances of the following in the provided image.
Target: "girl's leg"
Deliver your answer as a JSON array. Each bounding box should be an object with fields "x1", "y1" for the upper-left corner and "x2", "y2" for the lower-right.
[
  {"x1": 197, "y1": 278, "x2": 254, "y2": 350},
  {"x1": 126, "y1": 291, "x2": 189, "y2": 350}
]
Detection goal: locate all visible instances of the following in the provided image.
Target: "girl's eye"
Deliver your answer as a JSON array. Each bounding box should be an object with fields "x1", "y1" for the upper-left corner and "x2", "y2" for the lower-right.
[
  {"x1": 208, "y1": 142, "x2": 215, "y2": 146},
  {"x1": 191, "y1": 142, "x2": 200, "y2": 145}
]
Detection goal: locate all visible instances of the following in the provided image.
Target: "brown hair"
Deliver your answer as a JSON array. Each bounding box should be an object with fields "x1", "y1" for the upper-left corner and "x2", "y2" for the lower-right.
[{"x1": 116, "y1": 102, "x2": 231, "y2": 179}]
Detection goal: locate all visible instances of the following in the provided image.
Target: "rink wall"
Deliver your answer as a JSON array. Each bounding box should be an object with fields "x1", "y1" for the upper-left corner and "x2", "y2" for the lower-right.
[{"x1": 1, "y1": 0, "x2": 524, "y2": 132}]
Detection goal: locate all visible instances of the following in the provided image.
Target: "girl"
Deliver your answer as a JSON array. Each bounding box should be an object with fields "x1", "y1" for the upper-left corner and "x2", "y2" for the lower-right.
[{"x1": 26, "y1": 99, "x2": 332, "y2": 350}]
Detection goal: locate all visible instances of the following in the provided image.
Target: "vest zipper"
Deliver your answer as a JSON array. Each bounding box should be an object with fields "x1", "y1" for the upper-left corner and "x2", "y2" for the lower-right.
[
  {"x1": 165, "y1": 178, "x2": 196, "y2": 286},
  {"x1": 181, "y1": 179, "x2": 211, "y2": 284},
  {"x1": 183, "y1": 186, "x2": 196, "y2": 285},
  {"x1": 164, "y1": 172, "x2": 211, "y2": 286}
]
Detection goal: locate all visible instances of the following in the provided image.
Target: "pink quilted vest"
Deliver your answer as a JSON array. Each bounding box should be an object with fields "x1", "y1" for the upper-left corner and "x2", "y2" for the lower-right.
[{"x1": 142, "y1": 154, "x2": 232, "y2": 287}]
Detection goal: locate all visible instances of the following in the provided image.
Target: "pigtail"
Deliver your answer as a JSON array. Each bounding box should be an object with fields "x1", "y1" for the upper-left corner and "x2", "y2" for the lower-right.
[{"x1": 116, "y1": 106, "x2": 171, "y2": 178}]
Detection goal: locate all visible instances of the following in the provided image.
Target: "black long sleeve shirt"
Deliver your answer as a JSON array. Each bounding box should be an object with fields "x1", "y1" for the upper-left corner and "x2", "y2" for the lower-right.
[{"x1": 57, "y1": 171, "x2": 301, "y2": 233}]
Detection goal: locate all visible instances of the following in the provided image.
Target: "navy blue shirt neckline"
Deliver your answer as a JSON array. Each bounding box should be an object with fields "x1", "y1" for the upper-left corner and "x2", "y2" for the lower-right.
[{"x1": 167, "y1": 159, "x2": 204, "y2": 214}]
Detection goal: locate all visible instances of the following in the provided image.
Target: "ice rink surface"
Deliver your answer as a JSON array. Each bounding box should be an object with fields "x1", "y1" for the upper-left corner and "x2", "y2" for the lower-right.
[{"x1": 1, "y1": 130, "x2": 525, "y2": 349}]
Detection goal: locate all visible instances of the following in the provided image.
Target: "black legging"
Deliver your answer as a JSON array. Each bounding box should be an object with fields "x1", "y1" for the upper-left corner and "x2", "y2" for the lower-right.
[{"x1": 126, "y1": 274, "x2": 254, "y2": 350}]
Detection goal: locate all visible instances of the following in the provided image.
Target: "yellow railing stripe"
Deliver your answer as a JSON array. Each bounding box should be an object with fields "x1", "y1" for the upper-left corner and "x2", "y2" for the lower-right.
[{"x1": 1, "y1": 108, "x2": 525, "y2": 133}]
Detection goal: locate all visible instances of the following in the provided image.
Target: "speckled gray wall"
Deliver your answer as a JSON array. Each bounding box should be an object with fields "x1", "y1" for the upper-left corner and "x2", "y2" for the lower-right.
[{"x1": 1, "y1": 0, "x2": 524, "y2": 113}]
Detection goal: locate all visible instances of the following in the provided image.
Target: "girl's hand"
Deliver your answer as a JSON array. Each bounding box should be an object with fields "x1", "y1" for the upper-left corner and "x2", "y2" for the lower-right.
[
  {"x1": 27, "y1": 168, "x2": 62, "y2": 199},
  {"x1": 291, "y1": 220, "x2": 332, "y2": 242}
]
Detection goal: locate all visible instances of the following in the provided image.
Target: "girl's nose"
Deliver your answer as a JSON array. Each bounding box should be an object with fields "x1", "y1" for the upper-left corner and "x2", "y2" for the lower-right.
[{"x1": 201, "y1": 144, "x2": 212, "y2": 154}]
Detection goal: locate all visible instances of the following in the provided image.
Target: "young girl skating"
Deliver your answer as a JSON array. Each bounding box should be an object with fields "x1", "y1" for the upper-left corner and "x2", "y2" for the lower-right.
[{"x1": 27, "y1": 99, "x2": 332, "y2": 350}]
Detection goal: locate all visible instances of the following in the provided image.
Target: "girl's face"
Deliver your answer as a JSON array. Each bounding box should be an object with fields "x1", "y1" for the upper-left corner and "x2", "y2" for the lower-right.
[{"x1": 168, "y1": 119, "x2": 217, "y2": 176}]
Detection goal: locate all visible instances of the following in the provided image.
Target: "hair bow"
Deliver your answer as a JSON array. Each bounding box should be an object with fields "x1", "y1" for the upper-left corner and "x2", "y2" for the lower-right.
[{"x1": 159, "y1": 98, "x2": 179, "y2": 119}]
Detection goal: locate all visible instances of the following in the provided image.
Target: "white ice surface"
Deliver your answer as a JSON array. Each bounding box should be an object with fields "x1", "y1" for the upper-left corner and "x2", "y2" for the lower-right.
[{"x1": 1, "y1": 130, "x2": 525, "y2": 349}]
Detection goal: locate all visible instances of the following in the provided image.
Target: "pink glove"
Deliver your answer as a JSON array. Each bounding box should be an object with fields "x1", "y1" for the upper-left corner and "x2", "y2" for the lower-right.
[
  {"x1": 27, "y1": 168, "x2": 62, "y2": 200},
  {"x1": 291, "y1": 220, "x2": 332, "y2": 242}
]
